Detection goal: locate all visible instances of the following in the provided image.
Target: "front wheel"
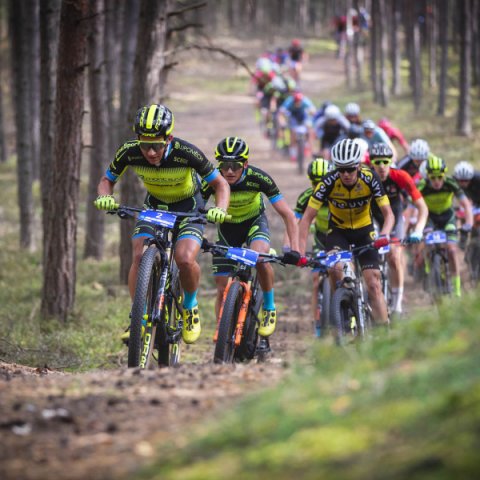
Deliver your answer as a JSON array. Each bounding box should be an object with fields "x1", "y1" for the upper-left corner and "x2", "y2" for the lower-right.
[
  {"x1": 129, "y1": 246, "x2": 162, "y2": 368},
  {"x1": 214, "y1": 281, "x2": 244, "y2": 364},
  {"x1": 331, "y1": 287, "x2": 358, "y2": 345}
]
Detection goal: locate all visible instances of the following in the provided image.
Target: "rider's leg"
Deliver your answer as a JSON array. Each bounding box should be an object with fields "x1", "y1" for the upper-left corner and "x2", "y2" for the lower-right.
[
  {"x1": 388, "y1": 244, "x2": 405, "y2": 314},
  {"x1": 363, "y1": 268, "x2": 389, "y2": 325},
  {"x1": 447, "y1": 243, "x2": 461, "y2": 297}
]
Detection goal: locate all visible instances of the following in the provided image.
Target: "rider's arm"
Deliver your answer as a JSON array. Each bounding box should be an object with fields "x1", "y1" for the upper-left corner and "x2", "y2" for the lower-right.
[
  {"x1": 378, "y1": 203, "x2": 395, "y2": 237},
  {"x1": 459, "y1": 195, "x2": 474, "y2": 227},
  {"x1": 271, "y1": 198, "x2": 300, "y2": 252},
  {"x1": 412, "y1": 197, "x2": 429, "y2": 235},
  {"x1": 207, "y1": 174, "x2": 230, "y2": 211},
  {"x1": 298, "y1": 206, "x2": 318, "y2": 255},
  {"x1": 97, "y1": 176, "x2": 115, "y2": 196}
]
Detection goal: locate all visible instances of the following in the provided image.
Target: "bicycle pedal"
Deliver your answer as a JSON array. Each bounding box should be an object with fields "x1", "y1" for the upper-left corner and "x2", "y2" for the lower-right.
[{"x1": 256, "y1": 337, "x2": 271, "y2": 354}]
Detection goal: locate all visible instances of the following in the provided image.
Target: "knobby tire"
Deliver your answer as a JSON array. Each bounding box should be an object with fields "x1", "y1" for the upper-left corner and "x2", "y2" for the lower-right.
[
  {"x1": 214, "y1": 281, "x2": 244, "y2": 364},
  {"x1": 236, "y1": 281, "x2": 262, "y2": 361},
  {"x1": 319, "y1": 276, "x2": 331, "y2": 334},
  {"x1": 331, "y1": 287, "x2": 357, "y2": 345},
  {"x1": 128, "y1": 246, "x2": 161, "y2": 368}
]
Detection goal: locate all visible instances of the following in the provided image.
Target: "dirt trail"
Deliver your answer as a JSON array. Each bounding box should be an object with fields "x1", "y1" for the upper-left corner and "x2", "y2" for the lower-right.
[{"x1": 0, "y1": 47, "x2": 354, "y2": 480}]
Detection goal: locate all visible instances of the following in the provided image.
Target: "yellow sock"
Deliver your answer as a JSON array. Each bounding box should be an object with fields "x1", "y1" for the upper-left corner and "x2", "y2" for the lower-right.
[{"x1": 453, "y1": 275, "x2": 461, "y2": 297}]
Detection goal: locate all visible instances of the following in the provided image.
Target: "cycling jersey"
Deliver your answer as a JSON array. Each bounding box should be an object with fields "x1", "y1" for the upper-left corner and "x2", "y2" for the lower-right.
[
  {"x1": 460, "y1": 172, "x2": 480, "y2": 207},
  {"x1": 294, "y1": 187, "x2": 329, "y2": 233},
  {"x1": 288, "y1": 45, "x2": 303, "y2": 62},
  {"x1": 105, "y1": 137, "x2": 218, "y2": 204},
  {"x1": 361, "y1": 126, "x2": 391, "y2": 148},
  {"x1": 202, "y1": 165, "x2": 282, "y2": 223},
  {"x1": 308, "y1": 166, "x2": 389, "y2": 229},
  {"x1": 418, "y1": 176, "x2": 466, "y2": 216},
  {"x1": 279, "y1": 96, "x2": 315, "y2": 124}
]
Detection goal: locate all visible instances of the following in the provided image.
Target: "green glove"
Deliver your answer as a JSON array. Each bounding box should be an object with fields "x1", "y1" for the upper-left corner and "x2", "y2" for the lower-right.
[
  {"x1": 206, "y1": 207, "x2": 227, "y2": 224},
  {"x1": 94, "y1": 194, "x2": 117, "y2": 211}
]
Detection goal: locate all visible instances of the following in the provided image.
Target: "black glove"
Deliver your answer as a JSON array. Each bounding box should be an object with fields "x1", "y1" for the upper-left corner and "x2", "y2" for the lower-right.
[{"x1": 282, "y1": 250, "x2": 308, "y2": 266}]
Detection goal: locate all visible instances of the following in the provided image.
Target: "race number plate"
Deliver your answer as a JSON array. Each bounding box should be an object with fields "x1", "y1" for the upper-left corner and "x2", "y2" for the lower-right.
[
  {"x1": 138, "y1": 210, "x2": 177, "y2": 228},
  {"x1": 226, "y1": 247, "x2": 259, "y2": 266}
]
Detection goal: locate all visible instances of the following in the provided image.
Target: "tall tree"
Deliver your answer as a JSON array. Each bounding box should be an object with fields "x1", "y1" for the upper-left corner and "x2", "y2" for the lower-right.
[
  {"x1": 8, "y1": 0, "x2": 35, "y2": 249},
  {"x1": 437, "y1": 0, "x2": 448, "y2": 115},
  {"x1": 118, "y1": 0, "x2": 172, "y2": 283},
  {"x1": 408, "y1": 0, "x2": 423, "y2": 111},
  {"x1": 40, "y1": 0, "x2": 61, "y2": 250},
  {"x1": 0, "y1": 4, "x2": 7, "y2": 163},
  {"x1": 370, "y1": 0, "x2": 379, "y2": 101},
  {"x1": 390, "y1": 0, "x2": 402, "y2": 95},
  {"x1": 41, "y1": 0, "x2": 89, "y2": 321},
  {"x1": 378, "y1": 0, "x2": 388, "y2": 106},
  {"x1": 84, "y1": 0, "x2": 108, "y2": 259},
  {"x1": 457, "y1": 0, "x2": 472, "y2": 136},
  {"x1": 427, "y1": 0, "x2": 437, "y2": 88}
]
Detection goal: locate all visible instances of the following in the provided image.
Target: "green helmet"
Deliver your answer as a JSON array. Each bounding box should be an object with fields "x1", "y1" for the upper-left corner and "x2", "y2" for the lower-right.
[
  {"x1": 215, "y1": 137, "x2": 249, "y2": 162},
  {"x1": 307, "y1": 158, "x2": 331, "y2": 182},
  {"x1": 426, "y1": 155, "x2": 447, "y2": 174},
  {"x1": 133, "y1": 104, "x2": 174, "y2": 137}
]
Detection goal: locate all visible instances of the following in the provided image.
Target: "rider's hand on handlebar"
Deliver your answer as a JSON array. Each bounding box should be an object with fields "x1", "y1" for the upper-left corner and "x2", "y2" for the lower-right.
[
  {"x1": 407, "y1": 231, "x2": 423, "y2": 244},
  {"x1": 94, "y1": 194, "x2": 117, "y2": 211},
  {"x1": 281, "y1": 250, "x2": 308, "y2": 266},
  {"x1": 206, "y1": 207, "x2": 228, "y2": 224},
  {"x1": 373, "y1": 235, "x2": 389, "y2": 249},
  {"x1": 461, "y1": 223, "x2": 472, "y2": 233}
]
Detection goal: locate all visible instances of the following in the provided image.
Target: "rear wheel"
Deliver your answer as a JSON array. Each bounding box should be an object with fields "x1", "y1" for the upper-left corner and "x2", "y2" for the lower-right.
[
  {"x1": 214, "y1": 281, "x2": 244, "y2": 363},
  {"x1": 297, "y1": 136, "x2": 305, "y2": 174},
  {"x1": 331, "y1": 287, "x2": 358, "y2": 345},
  {"x1": 318, "y1": 276, "x2": 331, "y2": 336},
  {"x1": 129, "y1": 246, "x2": 162, "y2": 368}
]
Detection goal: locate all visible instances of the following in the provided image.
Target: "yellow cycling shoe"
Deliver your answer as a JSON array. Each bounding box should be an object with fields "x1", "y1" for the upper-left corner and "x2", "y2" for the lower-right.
[
  {"x1": 258, "y1": 309, "x2": 277, "y2": 337},
  {"x1": 120, "y1": 323, "x2": 145, "y2": 345},
  {"x1": 182, "y1": 306, "x2": 201, "y2": 344}
]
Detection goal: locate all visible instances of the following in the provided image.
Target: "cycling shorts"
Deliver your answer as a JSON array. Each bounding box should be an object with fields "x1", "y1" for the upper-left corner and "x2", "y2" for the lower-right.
[
  {"x1": 212, "y1": 213, "x2": 270, "y2": 276},
  {"x1": 132, "y1": 190, "x2": 205, "y2": 245},
  {"x1": 326, "y1": 225, "x2": 379, "y2": 271},
  {"x1": 426, "y1": 210, "x2": 457, "y2": 243}
]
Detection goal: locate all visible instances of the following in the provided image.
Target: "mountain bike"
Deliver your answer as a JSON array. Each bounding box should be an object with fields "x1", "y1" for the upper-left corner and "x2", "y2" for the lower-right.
[
  {"x1": 310, "y1": 250, "x2": 331, "y2": 338},
  {"x1": 109, "y1": 205, "x2": 207, "y2": 369},
  {"x1": 423, "y1": 229, "x2": 453, "y2": 303},
  {"x1": 293, "y1": 124, "x2": 310, "y2": 175},
  {"x1": 378, "y1": 244, "x2": 392, "y2": 317},
  {"x1": 311, "y1": 246, "x2": 375, "y2": 345},
  {"x1": 201, "y1": 240, "x2": 285, "y2": 364}
]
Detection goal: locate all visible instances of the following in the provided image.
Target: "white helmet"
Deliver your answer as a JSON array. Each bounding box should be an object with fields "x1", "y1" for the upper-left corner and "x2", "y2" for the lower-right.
[
  {"x1": 419, "y1": 160, "x2": 428, "y2": 179},
  {"x1": 331, "y1": 139, "x2": 363, "y2": 168},
  {"x1": 324, "y1": 104, "x2": 341, "y2": 120},
  {"x1": 410, "y1": 139, "x2": 430, "y2": 161},
  {"x1": 344, "y1": 102, "x2": 360, "y2": 116},
  {"x1": 453, "y1": 161, "x2": 474, "y2": 181}
]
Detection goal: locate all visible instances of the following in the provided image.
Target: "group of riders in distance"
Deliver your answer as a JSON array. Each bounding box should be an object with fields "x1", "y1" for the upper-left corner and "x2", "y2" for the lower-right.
[{"x1": 92, "y1": 39, "x2": 479, "y2": 366}]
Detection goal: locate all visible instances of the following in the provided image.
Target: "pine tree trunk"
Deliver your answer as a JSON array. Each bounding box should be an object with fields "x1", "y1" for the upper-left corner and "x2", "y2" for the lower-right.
[
  {"x1": 40, "y1": 0, "x2": 61, "y2": 255},
  {"x1": 457, "y1": 0, "x2": 472, "y2": 136},
  {"x1": 428, "y1": 0, "x2": 437, "y2": 88},
  {"x1": 0, "y1": 7, "x2": 8, "y2": 163},
  {"x1": 9, "y1": 0, "x2": 35, "y2": 250},
  {"x1": 84, "y1": 0, "x2": 108, "y2": 260},
  {"x1": 411, "y1": 0, "x2": 423, "y2": 111},
  {"x1": 378, "y1": 0, "x2": 388, "y2": 106},
  {"x1": 41, "y1": 0, "x2": 89, "y2": 321},
  {"x1": 390, "y1": 0, "x2": 402, "y2": 95},
  {"x1": 370, "y1": 0, "x2": 379, "y2": 102},
  {"x1": 437, "y1": 0, "x2": 448, "y2": 115}
]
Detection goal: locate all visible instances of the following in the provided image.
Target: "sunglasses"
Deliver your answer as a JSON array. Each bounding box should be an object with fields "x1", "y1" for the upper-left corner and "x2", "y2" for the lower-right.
[
  {"x1": 139, "y1": 140, "x2": 168, "y2": 152},
  {"x1": 219, "y1": 161, "x2": 244, "y2": 172},
  {"x1": 337, "y1": 167, "x2": 357, "y2": 174},
  {"x1": 429, "y1": 174, "x2": 445, "y2": 180},
  {"x1": 372, "y1": 159, "x2": 392, "y2": 166}
]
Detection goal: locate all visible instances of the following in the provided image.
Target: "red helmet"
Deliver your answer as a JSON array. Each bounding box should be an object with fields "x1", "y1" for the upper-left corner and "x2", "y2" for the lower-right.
[
  {"x1": 293, "y1": 92, "x2": 304, "y2": 102},
  {"x1": 291, "y1": 38, "x2": 301, "y2": 47}
]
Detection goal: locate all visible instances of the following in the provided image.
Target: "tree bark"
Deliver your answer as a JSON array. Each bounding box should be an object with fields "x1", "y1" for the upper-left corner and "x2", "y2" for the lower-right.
[
  {"x1": 428, "y1": 0, "x2": 437, "y2": 88},
  {"x1": 437, "y1": 0, "x2": 448, "y2": 115},
  {"x1": 8, "y1": 0, "x2": 35, "y2": 250},
  {"x1": 390, "y1": 0, "x2": 402, "y2": 95},
  {"x1": 378, "y1": 0, "x2": 388, "y2": 106},
  {"x1": 410, "y1": 0, "x2": 423, "y2": 111},
  {"x1": 40, "y1": 0, "x2": 61, "y2": 254},
  {"x1": 84, "y1": 0, "x2": 108, "y2": 259},
  {"x1": 457, "y1": 0, "x2": 472, "y2": 136},
  {"x1": 0, "y1": 6, "x2": 8, "y2": 163},
  {"x1": 41, "y1": 0, "x2": 89, "y2": 321},
  {"x1": 370, "y1": 0, "x2": 379, "y2": 102}
]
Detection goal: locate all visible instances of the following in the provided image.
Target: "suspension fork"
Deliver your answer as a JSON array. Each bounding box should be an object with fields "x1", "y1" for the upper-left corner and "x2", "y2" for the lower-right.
[{"x1": 234, "y1": 281, "x2": 252, "y2": 347}]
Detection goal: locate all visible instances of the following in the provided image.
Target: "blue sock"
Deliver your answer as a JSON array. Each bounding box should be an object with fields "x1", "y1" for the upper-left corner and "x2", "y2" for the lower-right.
[
  {"x1": 183, "y1": 290, "x2": 198, "y2": 309},
  {"x1": 263, "y1": 289, "x2": 275, "y2": 310}
]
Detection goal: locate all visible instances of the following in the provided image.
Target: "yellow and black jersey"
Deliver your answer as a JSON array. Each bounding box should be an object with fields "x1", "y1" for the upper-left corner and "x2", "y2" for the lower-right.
[
  {"x1": 202, "y1": 166, "x2": 282, "y2": 223},
  {"x1": 308, "y1": 166, "x2": 390, "y2": 229},
  {"x1": 105, "y1": 137, "x2": 218, "y2": 204}
]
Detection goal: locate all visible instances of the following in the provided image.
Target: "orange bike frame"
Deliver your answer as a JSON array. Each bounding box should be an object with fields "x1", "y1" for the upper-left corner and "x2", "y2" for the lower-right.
[{"x1": 213, "y1": 278, "x2": 252, "y2": 347}]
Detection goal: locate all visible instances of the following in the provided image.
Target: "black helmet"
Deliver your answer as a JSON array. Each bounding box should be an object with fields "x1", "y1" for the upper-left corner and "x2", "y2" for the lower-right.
[
  {"x1": 215, "y1": 137, "x2": 249, "y2": 162},
  {"x1": 133, "y1": 104, "x2": 174, "y2": 137},
  {"x1": 369, "y1": 142, "x2": 393, "y2": 159}
]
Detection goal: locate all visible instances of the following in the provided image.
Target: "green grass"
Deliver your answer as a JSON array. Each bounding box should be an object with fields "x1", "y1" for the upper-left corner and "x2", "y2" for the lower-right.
[{"x1": 138, "y1": 295, "x2": 480, "y2": 479}]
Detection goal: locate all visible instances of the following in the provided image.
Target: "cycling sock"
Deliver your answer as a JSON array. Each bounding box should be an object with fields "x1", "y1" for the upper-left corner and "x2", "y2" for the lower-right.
[
  {"x1": 183, "y1": 290, "x2": 198, "y2": 309},
  {"x1": 391, "y1": 287, "x2": 403, "y2": 313},
  {"x1": 453, "y1": 275, "x2": 461, "y2": 296},
  {"x1": 263, "y1": 289, "x2": 275, "y2": 310}
]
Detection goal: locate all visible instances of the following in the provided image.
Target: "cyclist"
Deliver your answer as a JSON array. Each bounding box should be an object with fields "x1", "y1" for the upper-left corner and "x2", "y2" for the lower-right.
[
  {"x1": 453, "y1": 161, "x2": 480, "y2": 210},
  {"x1": 201, "y1": 137, "x2": 300, "y2": 338},
  {"x1": 94, "y1": 104, "x2": 230, "y2": 344},
  {"x1": 314, "y1": 104, "x2": 350, "y2": 160},
  {"x1": 278, "y1": 91, "x2": 316, "y2": 164},
  {"x1": 252, "y1": 58, "x2": 276, "y2": 130},
  {"x1": 398, "y1": 138, "x2": 432, "y2": 183},
  {"x1": 418, "y1": 156, "x2": 473, "y2": 297},
  {"x1": 369, "y1": 143, "x2": 428, "y2": 316},
  {"x1": 292, "y1": 158, "x2": 331, "y2": 336},
  {"x1": 361, "y1": 119, "x2": 397, "y2": 161},
  {"x1": 344, "y1": 102, "x2": 362, "y2": 125},
  {"x1": 287, "y1": 38, "x2": 307, "y2": 81},
  {"x1": 298, "y1": 138, "x2": 394, "y2": 326}
]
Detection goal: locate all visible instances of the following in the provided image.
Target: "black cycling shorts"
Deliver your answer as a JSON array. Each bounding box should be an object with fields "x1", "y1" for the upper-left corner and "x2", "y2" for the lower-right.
[
  {"x1": 326, "y1": 225, "x2": 379, "y2": 270},
  {"x1": 132, "y1": 190, "x2": 206, "y2": 245},
  {"x1": 212, "y1": 213, "x2": 270, "y2": 276}
]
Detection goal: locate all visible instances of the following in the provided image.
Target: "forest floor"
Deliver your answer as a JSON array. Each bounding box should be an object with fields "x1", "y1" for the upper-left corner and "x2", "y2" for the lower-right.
[{"x1": 0, "y1": 39, "x2": 465, "y2": 480}]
